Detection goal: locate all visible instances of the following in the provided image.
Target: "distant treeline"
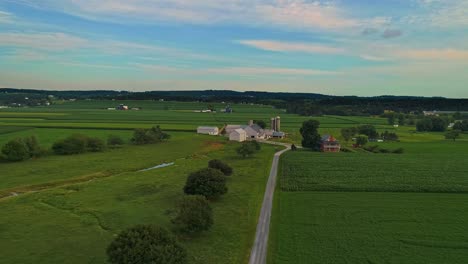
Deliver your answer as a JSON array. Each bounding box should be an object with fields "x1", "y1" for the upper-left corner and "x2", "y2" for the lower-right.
[{"x1": 1, "y1": 88, "x2": 468, "y2": 114}]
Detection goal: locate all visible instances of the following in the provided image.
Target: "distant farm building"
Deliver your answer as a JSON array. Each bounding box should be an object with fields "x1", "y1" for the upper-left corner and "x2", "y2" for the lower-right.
[
  {"x1": 229, "y1": 128, "x2": 247, "y2": 142},
  {"x1": 423, "y1": 111, "x2": 439, "y2": 116},
  {"x1": 321, "y1": 135, "x2": 341, "y2": 152},
  {"x1": 116, "y1": 104, "x2": 129, "y2": 110},
  {"x1": 225, "y1": 117, "x2": 285, "y2": 142},
  {"x1": 197, "y1": 126, "x2": 219, "y2": 135}
]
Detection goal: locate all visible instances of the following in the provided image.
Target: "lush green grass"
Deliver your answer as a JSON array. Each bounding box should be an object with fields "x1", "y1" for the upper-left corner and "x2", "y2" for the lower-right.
[
  {"x1": 270, "y1": 192, "x2": 468, "y2": 264},
  {"x1": 0, "y1": 133, "x2": 279, "y2": 263}
]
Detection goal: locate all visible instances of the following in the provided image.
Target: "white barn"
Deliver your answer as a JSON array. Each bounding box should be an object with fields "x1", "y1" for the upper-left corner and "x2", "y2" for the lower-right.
[
  {"x1": 197, "y1": 126, "x2": 219, "y2": 135},
  {"x1": 229, "y1": 128, "x2": 247, "y2": 142}
]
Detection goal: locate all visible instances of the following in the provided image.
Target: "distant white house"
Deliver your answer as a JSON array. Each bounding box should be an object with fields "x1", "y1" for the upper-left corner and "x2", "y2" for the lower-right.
[
  {"x1": 197, "y1": 126, "x2": 219, "y2": 135},
  {"x1": 229, "y1": 128, "x2": 247, "y2": 142}
]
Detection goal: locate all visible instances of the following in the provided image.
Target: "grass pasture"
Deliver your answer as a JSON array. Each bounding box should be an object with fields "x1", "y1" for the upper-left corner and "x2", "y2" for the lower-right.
[
  {"x1": 0, "y1": 133, "x2": 279, "y2": 263},
  {"x1": 269, "y1": 139, "x2": 468, "y2": 264}
]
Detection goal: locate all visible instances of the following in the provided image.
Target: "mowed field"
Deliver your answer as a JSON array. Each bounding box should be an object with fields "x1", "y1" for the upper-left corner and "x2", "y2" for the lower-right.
[{"x1": 269, "y1": 135, "x2": 468, "y2": 264}]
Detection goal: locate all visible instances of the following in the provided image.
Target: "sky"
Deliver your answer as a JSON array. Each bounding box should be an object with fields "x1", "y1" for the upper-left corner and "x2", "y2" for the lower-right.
[{"x1": 0, "y1": 0, "x2": 467, "y2": 97}]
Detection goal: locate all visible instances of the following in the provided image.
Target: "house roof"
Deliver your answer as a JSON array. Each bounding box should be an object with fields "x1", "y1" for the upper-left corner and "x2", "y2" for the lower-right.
[
  {"x1": 233, "y1": 128, "x2": 246, "y2": 135},
  {"x1": 321, "y1": 135, "x2": 338, "y2": 142},
  {"x1": 198, "y1": 126, "x2": 218, "y2": 131}
]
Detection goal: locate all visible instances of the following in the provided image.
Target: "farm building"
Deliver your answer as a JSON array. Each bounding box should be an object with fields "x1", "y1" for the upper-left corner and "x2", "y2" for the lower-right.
[
  {"x1": 321, "y1": 135, "x2": 341, "y2": 152},
  {"x1": 225, "y1": 125, "x2": 243, "y2": 135},
  {"x1": 197, "y1": 126, "x2": 219, "y2": 135},
  {"x1": 229, "y1": 128, "x2": 247, "y2": 142}
]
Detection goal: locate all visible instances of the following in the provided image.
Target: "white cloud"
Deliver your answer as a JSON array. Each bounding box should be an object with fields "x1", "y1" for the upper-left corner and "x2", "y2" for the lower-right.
[
  {"x1": 0, "y1": 32, "x2": 89, "y2": 51},
  {"x1": 395, "y1": 48, "x2": 468, "y2": 60},
  {"x1": 238, "y1": 40, "x2": 345, "y2": 54},
  {"x1": 411, "y1": 0, "x2": 468, "y2": 27}
]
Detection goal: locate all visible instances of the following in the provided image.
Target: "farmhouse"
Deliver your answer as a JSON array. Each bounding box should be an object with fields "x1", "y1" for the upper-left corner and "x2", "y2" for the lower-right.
[
  {"x1": 197, "y1": 126, "x2": 219, "y2": 135},
  {"x1": 229, "y1": 128, "x2": 247, "y2": 142},
  {"x1": 321, "y1": 135, "x2": 341, "y2": 152}
]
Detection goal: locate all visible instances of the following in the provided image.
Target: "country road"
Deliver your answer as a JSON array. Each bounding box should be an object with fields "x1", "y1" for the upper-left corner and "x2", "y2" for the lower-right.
[{"x1": 249, "y1": 143, "x2": 291, "y2": 264}]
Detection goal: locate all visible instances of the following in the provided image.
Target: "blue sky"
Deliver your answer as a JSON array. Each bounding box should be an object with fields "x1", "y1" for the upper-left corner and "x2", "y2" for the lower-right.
[{"x1": 0, "y1": 0, "x2": 467, "y2": 97}]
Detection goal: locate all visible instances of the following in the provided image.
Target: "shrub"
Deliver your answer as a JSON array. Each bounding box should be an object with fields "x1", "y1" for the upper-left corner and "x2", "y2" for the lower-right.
[
  {"x1": 183, "y1": 168, "x2": 227, "y2": 200},
  {"x1": 52, "y1": 134, "x2": 88, "y2": 155},
  {"x1": 393, "y1": 148, "x2": 404, "y2": 154},
  {"x1": 236, "y1": 143, "x2": 255, "y2": 158},
  {"x1": 208, "y1": 159, "x2": 233, "y2": 176},
  {"x1": 1, "y1": 139, "x2": 30, "y2": 161},
  {"x1": 107, "y1": 225, "x2": 187, "y2": 264},
  {"x1": 171, "y1": 195, "x2": 213, "y2": 233},
  {"x1": 87, "y1": 137, "x2": 106, "y2": 152},
  {"x1": 107, "y1": 135, "x2": 124, "y2": 147}
]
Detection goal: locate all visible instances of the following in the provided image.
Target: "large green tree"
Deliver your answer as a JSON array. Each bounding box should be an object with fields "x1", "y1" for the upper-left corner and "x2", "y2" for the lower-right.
[
  {"x1": 172, "y1": 195, "x2": 213, "y2": 233},
  {"x1": 208, "y1": 159, "x2": 233, "y2": 176},
  {"x1": 183, "y1": 168, "x2": 227, "y2": 200},
  {"x1": 107, "y1": 225, "x2": 187, "y2": 264},
  {"x1": 300, "y1": 120, "x2": 321, "y2": 149}
]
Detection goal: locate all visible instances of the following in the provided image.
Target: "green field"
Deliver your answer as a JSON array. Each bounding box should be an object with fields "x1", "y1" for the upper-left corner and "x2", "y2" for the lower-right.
[
  {"x1": 1, "y1": 100, "x2": 466, "y2": 263},
  {"x1": 269, "y1": 139, "x2": 468, "y2": 264},
  {"x1": 0, "y1": 132, "x2": 279, "y2": 263}
]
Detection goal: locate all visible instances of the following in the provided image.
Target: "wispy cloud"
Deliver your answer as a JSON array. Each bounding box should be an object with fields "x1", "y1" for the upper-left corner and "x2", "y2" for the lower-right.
[
  {"x1": 0, "y1": 32, "x2": 88, "y2": 51},
  {"x1": 238, "y1": 40, "x2": 345, "y2": 54},
  {"x1": 11, "y1": 0, "x2": 386, "y2": 32},
  {"x1": 136, "y1": 63, "x2": 340, "y2": 76},
  {"x1": 0, "y1": 10, "x2": 13, "y2": 23},
  {"x1": 382, "y1": 29, "x2": 402, "y2": 39},
  {"x1": 395, "y1": 48, "x2": 468, "y2": 60}
]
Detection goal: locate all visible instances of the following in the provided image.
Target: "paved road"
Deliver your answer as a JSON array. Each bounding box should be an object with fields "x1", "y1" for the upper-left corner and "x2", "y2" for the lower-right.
[{"x1": 249, "y1": 144, "x2": 291, "y2": 264}]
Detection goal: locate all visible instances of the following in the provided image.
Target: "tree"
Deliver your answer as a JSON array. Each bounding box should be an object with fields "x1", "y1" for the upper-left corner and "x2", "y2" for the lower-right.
[
  {"x1": 291, "y1": 144, "x2": 297, "y2": 151},
  {"x1": 300, "y1": 120, "x2": 321, "y2": 149},
  {"x1": 183, "y1": 168, "x2": 227, "y2": 199},
  {"x1": 398, "y1": 114, "x2": 405, "y2": 126},
  {"x1": 87, "y1": 137, "x2": 106, "y2": 152},
  {"x1": 107, "y1": 225, "x2": 187, "y2": 264},
  {"x1": 171, "y1": 195, "x2": 213, "y2": 233},
  {"x1": 248, "y1": 140, "x2": 261, "y2": 151},
  {"x1": 341, "y1": 127, "x2": 357, "y2": 142},
  {"x1": 445, "y1": 130, "x2": 461, "y2": 141},
  {"x1": 236, "y1": 143, "x2": 255, "y2": 158},
  {"x1": 416, "y1": 118, "x2": 433, "y2": 132},
  {"x1": 1, "y1": 139, "x2": 30, "y2": 161},
  {"x1": 355, "y1": 135, "x2": 368, "y2": 147},
  {"x1": 24, "y1": 135, "x2": 43, "y2": 158},
  {"x1": 254, "y1": 120, "x2": 267, "y2": 129},
  {"x1": 453, "y1": 112, "x2": 462, "y2": 120},
  {"x1": 208, "y1": 159, "x2": 233, "y2": 176},
  {"x1": 357, "y1": 125, "x2": 378, "y2": 139},
  {"x1": 52, "y1": 134, "x2": 88, "y2": 155},
  {"x1": 107, "y1": 135, "x2": 124, "y2": 147},
  {"x1": 453, "y1": 120, "x2": 468, "y2": 132}
]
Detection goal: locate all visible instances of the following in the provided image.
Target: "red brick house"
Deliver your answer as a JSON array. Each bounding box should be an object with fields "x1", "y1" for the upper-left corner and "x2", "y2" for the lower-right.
[{"x1": 321, "y1": 135, "x2": 341, "y2": 152}]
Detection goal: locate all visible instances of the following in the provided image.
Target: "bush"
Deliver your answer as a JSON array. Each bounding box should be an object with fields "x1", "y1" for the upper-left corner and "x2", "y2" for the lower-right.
[
  {"x1": 208, "y1": 159, "x2": 233, "y2": 176},
  {"x1": 107, "y1": 135, "x2": 124, "y2": 147},
  {"x1": 183, "y1": 168, "x2": 227, "y2": 200},
  {"x1": 1, "y1": 139, "x2": 30, "y2": 161},
  {"x1": 393, "y1": 148, "x2": 404, "y2": 154},
  {"x1": 132, "y1": 126, "x2": 170, "y2": 145},
  {"x1": 171, "y1": 195, "x2": 213, "y2": 233},
  {"x1": 24, "y1": 135, "x2": 44, "y2": 157},
  {"x1": 107, "y1": 225, "x2": 187, "y2": 264},
  {"x1": 52, "y1": 134, "x2": 88, "y2": 155},
  {"x1": 87, "y1": 137, "x2": 106, "y2": 152},
  {"x1": 236, "y1": 143, "x2": 255, "y2": 158},
  {"x1": 355, "y1": 135, "x2": 368, "y2": 147}
]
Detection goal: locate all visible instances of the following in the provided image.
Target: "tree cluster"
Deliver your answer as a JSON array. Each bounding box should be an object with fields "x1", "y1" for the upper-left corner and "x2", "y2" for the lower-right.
[
  {"x1": 132, "y1": 126, "x2": 170, "y2": 145},
  {"x1": 1, "y1": 135, "x2": 43, "y2": 161},
  {"x1": 416, "y1": 117, "x2": 449, "y2": 132},
  {"x1": 453, "y1": 120, "x2": 468, "y2": 132},
  {"x1": 52, "y1": 134, "x2": 106, "y2": 155},
  {"x1": 300, "y1": 119, "x2": 321, "y2": 150}
]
